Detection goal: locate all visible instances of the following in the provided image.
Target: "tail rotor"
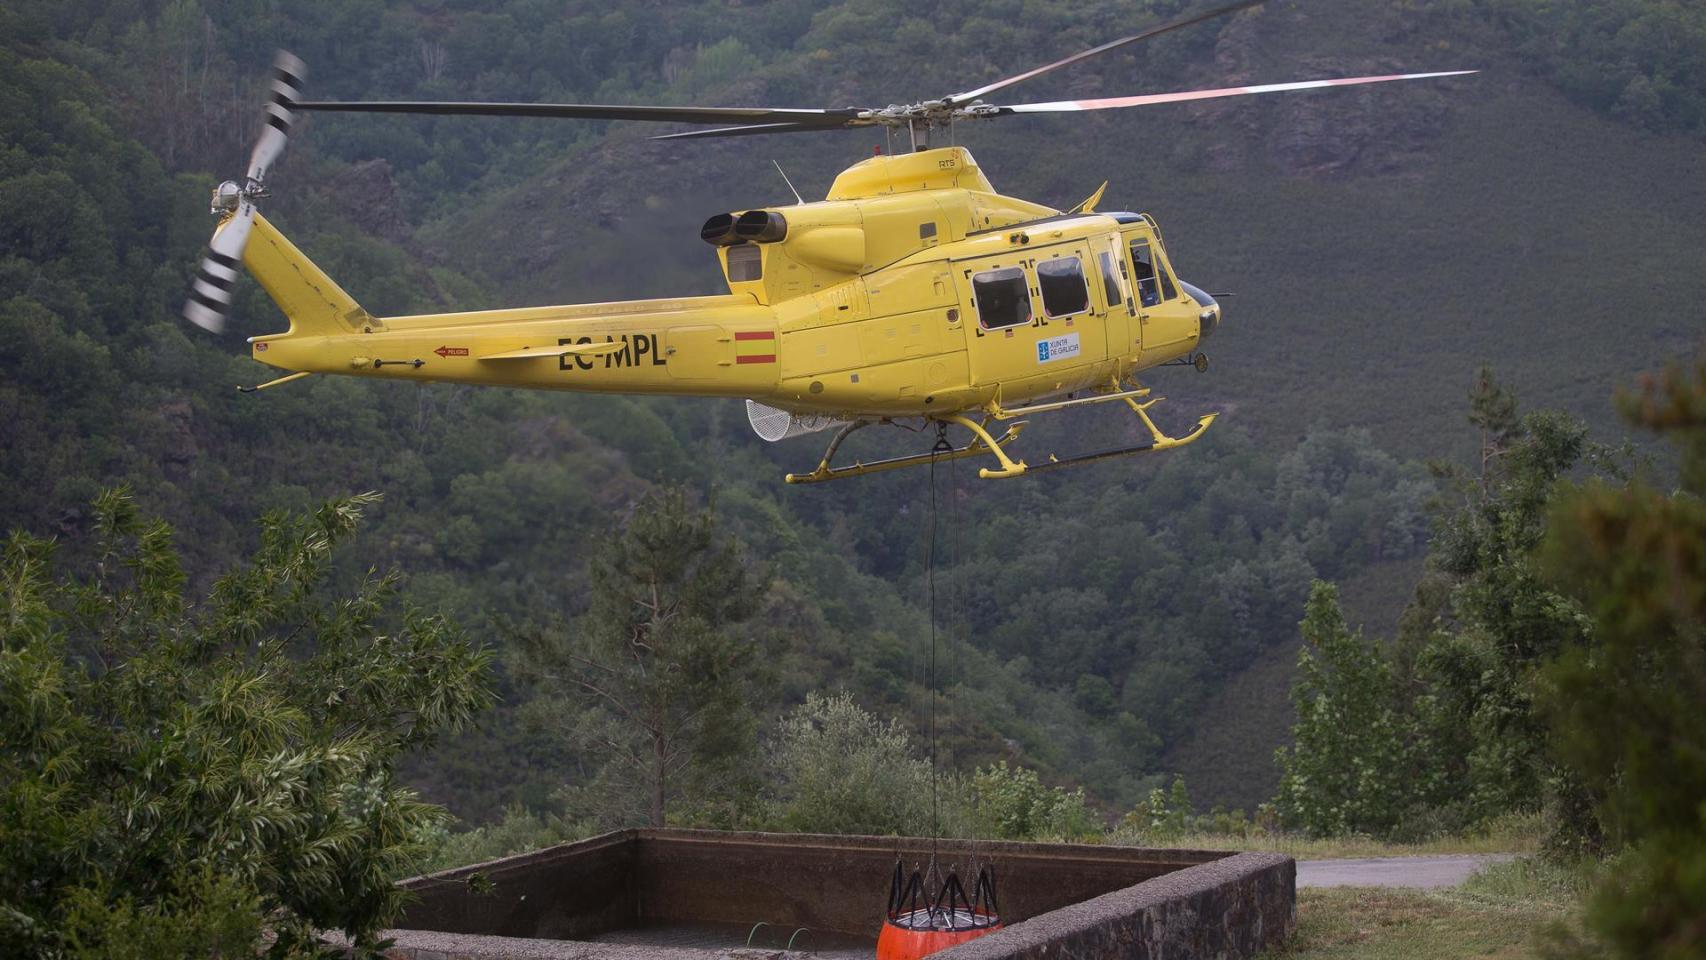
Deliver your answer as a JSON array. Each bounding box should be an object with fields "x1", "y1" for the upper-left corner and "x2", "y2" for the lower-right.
[
  {"x1": 249, "y1": 51, "x2": 305, "y2": 185},
  {"x1": 183, "y1": 51, "x2": 306, "y2": 333},
  {"x1": 183, "y1": 187, "x2": 255, "y2": 333}
]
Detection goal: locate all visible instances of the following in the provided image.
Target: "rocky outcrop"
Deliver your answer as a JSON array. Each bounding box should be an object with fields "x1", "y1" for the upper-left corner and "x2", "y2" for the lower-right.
[{"x1": 1192, "y1": 9, "x2": 1458, "y2": 179}]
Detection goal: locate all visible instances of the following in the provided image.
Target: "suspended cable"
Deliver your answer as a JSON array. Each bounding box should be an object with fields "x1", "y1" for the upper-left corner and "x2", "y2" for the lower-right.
[
  {"x1": 877, "y1": 423, "x2": 1003, "y2": 960},
  {"x1": 927, "y1": 422, "x2": 952, "y2": 861}
]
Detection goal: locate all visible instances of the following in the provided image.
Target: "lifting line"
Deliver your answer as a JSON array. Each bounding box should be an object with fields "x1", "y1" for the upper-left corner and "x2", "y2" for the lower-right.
[
  {"x1": 885, "y1": 421, "x2": 999, "y2": 934},
  {"x1": 930, "y1": 421, "x2": 990, "y2": 878},
  {"x1": 926, "y1": 421, "x2": 953, "y2": 858}
]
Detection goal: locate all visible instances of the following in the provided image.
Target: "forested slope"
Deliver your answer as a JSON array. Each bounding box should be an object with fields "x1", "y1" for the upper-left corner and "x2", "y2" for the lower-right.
[{"x1": 2, "y1": 0, "x2": 1701, "y2": 821}]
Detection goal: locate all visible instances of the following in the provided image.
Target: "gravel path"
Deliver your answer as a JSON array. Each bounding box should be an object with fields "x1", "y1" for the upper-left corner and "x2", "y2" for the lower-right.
[{"x1": 1296, "y1": 854, "x2": 1519, "y2": 889}]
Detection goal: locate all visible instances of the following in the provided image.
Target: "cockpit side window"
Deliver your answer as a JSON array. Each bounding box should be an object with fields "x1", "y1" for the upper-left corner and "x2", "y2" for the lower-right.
[
  {"x1": 726, "y1": 244, "x2": 762, "y2": 282},
  {"x1": 1129, "y1": 239, "x2": 1162, "y2": 307},
  {"x1": 1037, "y1": 256, "x2": 1090, "y2": 319},
  {"x1": 971, "y1": 266, "x2": 1032, "y2": 330}
]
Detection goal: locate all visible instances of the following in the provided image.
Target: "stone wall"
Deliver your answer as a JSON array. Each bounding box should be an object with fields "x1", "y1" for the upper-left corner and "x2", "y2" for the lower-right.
[
  {"x1": 935, "y1": 852, "x2": 1294, "y2": 960},
  {"x1": 371, "y1": 830, "x2": 1294, "y2": 960}
]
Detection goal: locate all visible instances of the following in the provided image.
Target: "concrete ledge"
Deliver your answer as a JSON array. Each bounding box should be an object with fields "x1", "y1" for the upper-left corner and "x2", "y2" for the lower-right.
[
  {"x1": 374, "y1": 830, "x2": 1294, "y2": 960},
  {"x1": 934, "y1": 852, "x2": 1295, "y2": 960},
  {"x1": 367, "y1": 929, "x2": 789, "y2": 960}
]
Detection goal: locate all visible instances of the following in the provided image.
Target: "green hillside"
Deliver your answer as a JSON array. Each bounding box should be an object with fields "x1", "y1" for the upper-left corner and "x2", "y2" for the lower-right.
[{"x1": 2, "y1": 0, "x2": 1702, "y2": 825}]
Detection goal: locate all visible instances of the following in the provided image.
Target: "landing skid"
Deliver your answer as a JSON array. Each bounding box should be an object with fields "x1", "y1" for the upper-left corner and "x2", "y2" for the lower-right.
[
  {"x1": 782, "y1": 378, "x2": 1217, "y2": 484},
  {"x1": 1027, "y1": 413, "x2": 1214, "y2": 473}
]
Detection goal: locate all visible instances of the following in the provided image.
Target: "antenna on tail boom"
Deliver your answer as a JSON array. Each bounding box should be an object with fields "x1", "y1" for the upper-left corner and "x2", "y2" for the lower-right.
[{"x1": 773, "y1": 160, "x2": 805, "y2": 205}]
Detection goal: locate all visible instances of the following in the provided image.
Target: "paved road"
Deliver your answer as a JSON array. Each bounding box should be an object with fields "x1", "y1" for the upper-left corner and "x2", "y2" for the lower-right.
[{"x1": 1296, "y1": 854, "x2": 1519, "y2": 889}]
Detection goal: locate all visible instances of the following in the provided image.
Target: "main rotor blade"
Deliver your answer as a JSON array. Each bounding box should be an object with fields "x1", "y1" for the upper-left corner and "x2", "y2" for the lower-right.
[
  {"x1": 649, "y1": 120, "x2": 863, "y2": 141},
  {"x1": 994, "y1": 70, "x2": 1477, "y2": 116},
  {"x1": 293, "y1": 99, "x2": 860, "y2": 127},
  {"x1": 946, "y1": 0, "x2": 1265, "y2": 106}
]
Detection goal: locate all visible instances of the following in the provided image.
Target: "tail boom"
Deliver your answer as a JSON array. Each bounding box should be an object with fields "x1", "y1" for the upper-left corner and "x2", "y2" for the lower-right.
[{"x1": 242, "y1": 220, "x2": 778, "y2": 396}]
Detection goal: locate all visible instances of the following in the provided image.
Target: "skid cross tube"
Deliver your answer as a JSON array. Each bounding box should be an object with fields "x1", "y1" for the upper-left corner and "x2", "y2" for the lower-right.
[
  {"x1": 784, "y1": 419, "x2": 1026, "y2": 484},
  {"x1": 987, "y1": 384, "x2": 1151, "y2": 420},
  {"x1": 1009, "y1": 376, "x2": 1218, "y2": 473},
  {"x1": 943, "y1": 414, "x2": 1027, "y2": 479},
  {"x1": 1123, "y1": 394, "x2": 1217, "y2": 452}
]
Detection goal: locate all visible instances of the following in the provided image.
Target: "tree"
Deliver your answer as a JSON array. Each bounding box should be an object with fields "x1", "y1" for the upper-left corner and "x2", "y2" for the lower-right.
[
  {"x1": 521, "y1": 486, "x2": 766, "y2": 827},
  {"x1": 969, "y1": 761, "x2": 1093, "y2": 842},
  {"x1": 1467, "y1": 362, "x2": 1521, "y2": 486},
  {"x1": 1538, "y1": 357, "x2": 1706, "y2": 958},
  {"x1": 1317, "y1": 367, "x2": 1616, "y2": 847},
  {"x1": 0, "y1": 490, "x2": 495, "y2": 958},
  {"x1": 1274, "y1": 581, "x2": 1411, "y2": 836},
  {"x1": 1409, "y1": 370, "x2": 1609, "y2": 843},
  {"x1": 763, "y1": 691, "x2": 935, "y2": 836},
  {"x1": 1274, "y1": 372, "x2": 1638, "y2": 845},
  {"x1": 1121, "y1": 775, "x2": 1198, "y2": 841}
]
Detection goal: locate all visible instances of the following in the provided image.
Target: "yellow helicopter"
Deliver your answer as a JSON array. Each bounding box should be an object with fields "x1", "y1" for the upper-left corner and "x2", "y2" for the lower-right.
[{"x1": 184, "y1": 0, "x2": 1471, "y2": 482}]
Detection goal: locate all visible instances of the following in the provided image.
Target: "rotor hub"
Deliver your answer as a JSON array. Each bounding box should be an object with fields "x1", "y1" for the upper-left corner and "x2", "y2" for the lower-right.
[
  {"x1": 210, "y1": 180, "x2": 243, "y2": 215},
  {"x1": 209, "y1": 178, "x2": 270, "y2": 216},
  {"x1": 858, "y1": 99, "x2": 993, "y2": 129}
]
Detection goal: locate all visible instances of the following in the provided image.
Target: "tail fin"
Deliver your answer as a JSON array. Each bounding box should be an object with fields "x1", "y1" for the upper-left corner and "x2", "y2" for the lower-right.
[{"x1": 243, "y1": 211, "x2": 376, "y2": 337}]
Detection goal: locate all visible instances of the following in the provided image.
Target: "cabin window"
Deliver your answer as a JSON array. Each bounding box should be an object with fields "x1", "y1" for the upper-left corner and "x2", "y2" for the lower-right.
[
  {"x1": 1098, "y1": 250, "x2": 1126, "y2": 311},
  {"x1": 971, "y1": 267, "x2": 1032, "y2": 330},
  {"x1": 726, "y1": 244, "x2": 762, "y2": 282},
  {"x1": 1037, "y1": 256, "x2": 1090, "y2": 318},
  {"x1": 1129, "y1": 239, "x2": 1164, "y2": 307}
]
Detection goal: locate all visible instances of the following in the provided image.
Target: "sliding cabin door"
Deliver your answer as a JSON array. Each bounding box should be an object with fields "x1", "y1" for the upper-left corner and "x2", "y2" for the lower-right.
[{"x1": 956, "y1": 242, "x2": 1108, "y2": 401}]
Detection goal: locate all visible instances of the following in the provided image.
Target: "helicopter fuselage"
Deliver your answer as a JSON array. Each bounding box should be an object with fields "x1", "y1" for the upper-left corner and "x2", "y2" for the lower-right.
[{"x1": 245, "y1": 146, "x2": 1216, "y2": 422}]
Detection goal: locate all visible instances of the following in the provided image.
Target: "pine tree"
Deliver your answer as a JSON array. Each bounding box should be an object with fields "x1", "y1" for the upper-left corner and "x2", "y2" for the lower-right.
[
  {"x1": 520, "y1": 485, "x2": 766, "y2": 827},
  {"x1": 1539, "y1": 356, "x2": 1706, "y2": 958}
]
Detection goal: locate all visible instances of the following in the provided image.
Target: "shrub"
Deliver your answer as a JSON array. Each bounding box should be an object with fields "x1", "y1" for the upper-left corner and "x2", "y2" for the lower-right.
[
  {"x1": 764, "y1": 691, "x2": 936, "y2": 836},
  {"x1": 0, "y1": 491, "x2": 494, "y2": 958}
]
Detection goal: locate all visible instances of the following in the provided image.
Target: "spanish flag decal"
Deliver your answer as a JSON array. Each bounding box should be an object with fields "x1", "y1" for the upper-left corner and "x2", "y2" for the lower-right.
[{"x1": 735, "y1": 330, "x2": 776, "y2": 364}]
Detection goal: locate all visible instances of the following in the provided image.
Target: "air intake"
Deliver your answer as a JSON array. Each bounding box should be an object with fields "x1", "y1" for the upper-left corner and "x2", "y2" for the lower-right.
[{"x1": 746, "y1": 400, "x2": 850, "y2": 442}]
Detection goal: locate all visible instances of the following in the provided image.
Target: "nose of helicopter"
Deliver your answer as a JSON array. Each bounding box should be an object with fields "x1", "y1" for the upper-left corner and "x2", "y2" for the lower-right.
[{"x1": 1179, "y1": 280, "x2": 1220, "y2": 339}]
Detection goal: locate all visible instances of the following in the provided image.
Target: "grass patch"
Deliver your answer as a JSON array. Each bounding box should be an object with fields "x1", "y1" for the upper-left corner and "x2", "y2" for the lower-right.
[
  {"x1": 1129, "y1": 812, "x2": 1541, "y2": 860},
  {"x1": 1456, "y1": 855, "x2": 1597, "y2": 910},
  {"x1": 1259, "y1": 856, "x2": 1593, "y2": 960},
  {"x1": 1264, "y1": 888, "x2": 1559, "y2": 959}
]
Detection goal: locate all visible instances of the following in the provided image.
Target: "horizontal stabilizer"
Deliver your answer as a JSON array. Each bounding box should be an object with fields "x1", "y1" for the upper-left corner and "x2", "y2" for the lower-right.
[{"x1": 480, "y1": 341, "x2": 631, "y2": 361}]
